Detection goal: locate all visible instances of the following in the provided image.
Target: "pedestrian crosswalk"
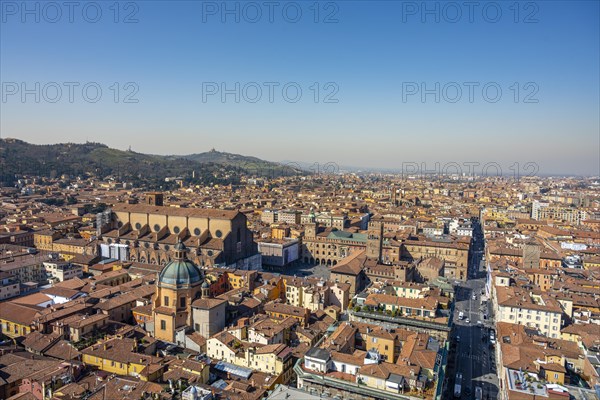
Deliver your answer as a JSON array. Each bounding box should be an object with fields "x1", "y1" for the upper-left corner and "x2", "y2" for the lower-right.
[{"x1": 459, "y1": 352, "x2": 486, "y2": 362}]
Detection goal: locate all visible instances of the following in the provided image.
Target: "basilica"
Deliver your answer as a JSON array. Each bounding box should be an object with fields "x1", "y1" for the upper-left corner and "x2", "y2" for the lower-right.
[{"x1": 152, "y1": 240, "x2": 225, "y2": 343}]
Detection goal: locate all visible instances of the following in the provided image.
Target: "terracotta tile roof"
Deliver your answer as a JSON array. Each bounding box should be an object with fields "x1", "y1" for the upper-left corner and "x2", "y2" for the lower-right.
[
  {"x1": 22, "y1": 331, "x2": 61, "y2": 353},
  {"x1": 112, "y1": 203, "x2": 239, "y2": 220},
  {"x1": 12, "y1": 292, "x2": 53, "y2": 306},
  {"x1": 191, "y1": 297, "x2": 227, "y2": 309},
  {"x1": 365, "y1": 293, "x2": 438, "y2": 311},
  {"x1": 255, "y1": 343, "x2": 287, "y2": 355},
  {"x1": 264, "y1": 301, "x2": 307, "y2": 317},
  {"x1": 330, "y1": 251, "x2": 367, "y2": 276},
  {"x1": 331, "y1": 350, "x2": 365, "y2": 366},
  {"x1": 81, "y1": 337, "x2": 162, "y2": 366},
  {"x1": 0, "y1": 352, "x2": 64, "y2": 384},
  {"x1": 44, "y1": 339, "x2": 81, "y2": 360},
  {"x1": 0, "y1": 302, "x2": 39, "y2": 325}
]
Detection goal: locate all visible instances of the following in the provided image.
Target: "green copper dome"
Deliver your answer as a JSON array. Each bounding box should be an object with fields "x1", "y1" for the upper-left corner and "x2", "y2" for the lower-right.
[{"x1": 158, "y1": 241, "x2": 203, "y2": 288}]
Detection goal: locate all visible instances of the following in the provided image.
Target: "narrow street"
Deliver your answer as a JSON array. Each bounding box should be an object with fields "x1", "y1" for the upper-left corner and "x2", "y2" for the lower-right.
[{"x1": 446, "y1": 219, "x2": 499, "y2": 399}]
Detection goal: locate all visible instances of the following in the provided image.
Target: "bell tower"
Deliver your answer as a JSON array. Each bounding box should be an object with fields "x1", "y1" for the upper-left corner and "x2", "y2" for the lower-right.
[
  {"x1": 201, "y1": 282, "x2": 210, "y2": 298},
  {"x1": 305, "y1": 222, "x2": 318, "y2": 239},
  {"x1": 146, "y1": 192, "x2": 164, "y2": 206}
]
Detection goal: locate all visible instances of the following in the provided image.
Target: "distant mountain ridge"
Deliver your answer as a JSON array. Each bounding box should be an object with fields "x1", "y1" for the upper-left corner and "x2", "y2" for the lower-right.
[{"x1": 0, "y1": 138, "x2": 303, "y2": 187}]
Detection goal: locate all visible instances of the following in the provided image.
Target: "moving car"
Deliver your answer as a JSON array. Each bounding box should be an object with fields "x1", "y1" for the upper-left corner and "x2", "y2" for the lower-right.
[
  {"x1": 458, "y1": 311, "x2": 464, "y2": 320},
  {"x1": 475, "y1": 386, "x2": 483, "y2": 400},
  {"x1": 454, "y1": 373, "x2": 462, "y2": 398}
]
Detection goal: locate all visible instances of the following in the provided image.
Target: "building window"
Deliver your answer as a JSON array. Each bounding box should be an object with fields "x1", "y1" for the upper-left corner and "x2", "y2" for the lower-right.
[
  {"x1": 216, "y1": 230, "x2": 223, "y2": 238},
  {"x1": 194, "y1": 228, "x2": 201, "y2": 236},
  {"x1": 161, "y1": 320, "x2": 166, "y2": 330},
  {"x1": 164, "y1": 296, "x2": 169, "y2": 306},
  {"x1": 180, "y1": 297, "x2": 186, "y2": 308}
]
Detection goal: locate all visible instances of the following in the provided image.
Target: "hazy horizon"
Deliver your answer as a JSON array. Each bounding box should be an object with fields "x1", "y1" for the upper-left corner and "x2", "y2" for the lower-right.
[
  {"x1": 2, "y1": 135, "x2": 597, "y2": 178},
  {"x1": 1, "y1": 1, "x2": 598, "y2": 176}
]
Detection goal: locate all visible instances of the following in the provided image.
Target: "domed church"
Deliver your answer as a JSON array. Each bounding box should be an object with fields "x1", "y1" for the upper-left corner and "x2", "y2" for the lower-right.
[{"x1": 152, "y1": 241, "x2": 210, "y2": 343}]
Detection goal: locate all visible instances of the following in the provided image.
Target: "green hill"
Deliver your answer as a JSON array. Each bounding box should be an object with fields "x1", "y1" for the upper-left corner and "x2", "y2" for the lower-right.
[
  {"x1": 177, "y1": 149, "x2": 302, "y2": 177},
  {"x1": 0, "y1": 139, "x2": 302, "y2": 187}
]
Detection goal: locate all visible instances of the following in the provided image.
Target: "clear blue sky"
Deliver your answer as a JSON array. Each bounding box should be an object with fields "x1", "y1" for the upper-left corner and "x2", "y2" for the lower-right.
[{"x1": 1, "y1": 0, "x2": 599, "y2": 176}]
